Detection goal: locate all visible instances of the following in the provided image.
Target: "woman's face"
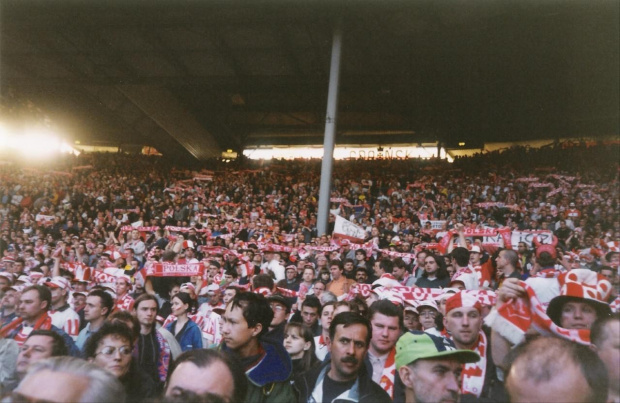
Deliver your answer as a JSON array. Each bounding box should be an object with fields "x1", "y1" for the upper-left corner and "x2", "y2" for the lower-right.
[
  {"x1": 283, "y1": 328, "x2": 309, "y2": 359},
  {"x1": 403, "y1": 311, "x2": 420, "y2": 331},
  {"x1": 171, "y1": 296, "x2": 189, "y2": 316},
  {"x1": 91, "y1": 335, "x2": 132, "y2": 378},
  {"x1": 560, "y1": 301, "x2": 597, "y2": 329}
]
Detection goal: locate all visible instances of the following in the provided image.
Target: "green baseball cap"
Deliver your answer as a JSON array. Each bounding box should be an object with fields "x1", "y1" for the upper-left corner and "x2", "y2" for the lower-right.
[{"x1": 395, "y1": 331, "x2": 480, "y2": 370}]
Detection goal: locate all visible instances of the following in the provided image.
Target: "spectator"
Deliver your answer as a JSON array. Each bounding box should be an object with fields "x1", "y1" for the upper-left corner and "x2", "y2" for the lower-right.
[
  {"x1": 84, "y1": 322, "x2": 158, "y2": 402},
  {"x1": 294, "y1": 312, "x2": 391, "y2": 403},
  {"x1": 220, "y1": 292, "x2": 295, "y2": 402},
  {"x1": 76, "y1": 289, "x2": 114, "y2": 351},
  {"x1": 164, "y1": 292, "x2": 202, "y2": 352},
  {"x1": 164, "y1": 349, "x2": 247, "y2": 403}
]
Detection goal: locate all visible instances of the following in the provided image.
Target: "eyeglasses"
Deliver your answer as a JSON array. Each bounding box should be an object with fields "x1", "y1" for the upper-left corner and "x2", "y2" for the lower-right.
[
  {"x1": 270, "y1": 304, "x2": 285, "y2": 312},
  {"x1": 95, "y1": 345, "x2": 132, "y2": 357},
  {"x1": 419, "y1": 311, "x2": 437, "y2": 318}
]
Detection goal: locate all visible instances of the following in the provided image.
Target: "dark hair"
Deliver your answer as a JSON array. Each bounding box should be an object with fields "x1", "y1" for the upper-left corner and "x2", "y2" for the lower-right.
[
  {"x1": 252, "y1": 274, "x2": 274, "y2": 291},
  {"x1": 133, "y1": 293, "x2": 160, "y2": 313},
  {"x1": 22, "y1": 285, "x2": 51, "y2": 312},
  {"x1": 505, "y1": 336, "x2": 608, "y2": 403},
  {"x1": 284, "y1": 323, "x2": 319, "y2": 374},
  {"x1": 393, "y1": 258, "x2": 408, "y2": 270},
  {"x1": 333, "y1": 300, "x2": 360, "y2": 315},
  {"x1": 368, "y1": 299, "x2": 404, "y2": 330},
  {"x1": 302, "y1": 295, "x2": 321, "y2": 312},
  {"x1": 27, "y1": 329, "x2": 68, "y2": 357},
  {"x1": 378, "y1": 258, "x2": 394, "y2": 274},
  {"x1": 329, "y1": 259, "x2": 343, "y2": 271},
  {"x1": 87, "y1": 289, "x2": 115, "y2": 318},
  {"x1": 351, "y1": 297, "x2": 370, "y2": 319},
  {"x1": 329, "y1": 311, "x2": 372, "y2": 347},
  {"x1": 107, "y1": 310, "x2": 140, "y2": 342},
  {"x1": 229, "y1": 292, "x2": 273, "y2": 338},
  {"x1": 171, "y1": 292, "x2": 194, "y2": 315},
  {"x1": 450, "y1": 247, "x2": 470, "y2": 267},
  {"x1": 319, "y1": 300, "x2": 337, "y2": 316},
  {"x1": 421, "y1": 253, "x2": 450, "y2": 280},
  {"x1": 355, "y1": 249, "x2": 367, "y2": 257},
  {"x1": 537, "y1": 251, "x2": 556, "y2": 267},
  {"x1": 224, "y1": 268, "x2": 238, "y2": 279},
  {"x1": 165, "y1": 349, "x2": 247, "y2": 403},
  {"x1": 591, "y1": 312, "x2": 619, "y2": 347},
  {"x1": 84, "y1": 322, "x2": 135, "y2": 359}
]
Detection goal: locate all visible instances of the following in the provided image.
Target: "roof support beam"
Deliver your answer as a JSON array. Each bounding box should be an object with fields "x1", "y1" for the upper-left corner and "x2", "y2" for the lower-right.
[{"x1": 116, "y1": 84, "x2": 221, "y2": 160}]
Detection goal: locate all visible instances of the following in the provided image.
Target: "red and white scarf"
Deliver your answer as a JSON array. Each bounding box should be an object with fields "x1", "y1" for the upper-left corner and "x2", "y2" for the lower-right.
[
  {"x1": 460, "y1": 331, "x2": 487, "y2": 397},
  {"x1": 487, "y1": 281, "x2": 591, "y2": 345},
  {"x1": 0, "y1": 314, "x2": 53, "y2": 346},
  {"x1": 379, "y1": 348, "x2": 397, "y2": 399}
]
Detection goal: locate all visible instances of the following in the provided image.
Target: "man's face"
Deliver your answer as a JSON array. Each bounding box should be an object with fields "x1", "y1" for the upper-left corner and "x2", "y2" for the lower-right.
[
  {"x1": 399, "y1": 359, "x2": 461, "y2": 403},
  {"x1": 320, "y1": 304, "x2": 334, "y2": 330},
  {"x1": 221, "y1": 304, "x2": 259, "y2": 351},
  {"x1": 19, "y1": 290, "x2": 46, "y2": 322},
  {"x1": 560, "y1": 301, "x2": 597, "y2": 329},
  {"x1": 301, "y1": 306, "x2": 319, "y2": 327},
  {"x1": 73, "y1": 294, "x2": 86, "y2": 310},
  {"x1": 302, "y1": 268, "x2": 314, "y2": 283},
  {"x1": 329, "y1": 323, "x2": 369, "y2": 382},
  {"x1": 423, "y1": 257, "x2": 438, "y2": 275},
  {"x1": 269, "y1": 302, "x2": 288, "y2": 327},
  {"x1": 136, "y1": 299, "x2": 158, "y2": 328},
  {"x1": 330, "y1": 265, "x2": 342, "y2": 280},
  {"x1": 369, "y1": 313, "x2": 401, "y2": 356},
  {"x1": 495, "y1": 251, "x2": 510, "y2": 273},
  {"x1": 165, "y1": 361, "x2": 235, "y2": 402},
  {"x1": 116, "y1": 278, "x2": 130, "y2": 296},
  {"x1": 16, "y1": 335, "x2": 55, "y2": 376},
  {"x1": 355, "y1": 270, "x2": 368, "y2": 284},
  {"x1": 1, "y1": 289, "x2": 18, "y2": 310},
  {"x1": 443, "y1": 307, "x2": 482, "y2": 349},
  {"x1": 469, "y1": 251, "x2": 481, "y2": 266},
  {"x1": 223, "y1": 289, "x2": 236, "y2": 305},
  {"x1": 49, "y1": 287, "x2": 65, "y2": 306},
  {"x1": 10, "y1": 262, "x2": 24, "y2": 274},
  {"x1": 84, "y1": 295, "x2": 106, "y2": 322},
  {"x1": 0, "y1": 277, "x2": 10, "y2": 291},
  {"x1": 392, "y1": 265, "x2": 406, "y2": 280},
  {"x1": 285, "y1": 268, "x2": 296, "y2": 280},
  {"x1": 343, "y1": 261, "x2": 354, "y2": 273}
]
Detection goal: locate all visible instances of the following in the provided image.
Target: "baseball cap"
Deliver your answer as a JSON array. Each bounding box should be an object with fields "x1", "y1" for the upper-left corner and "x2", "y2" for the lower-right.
[
  {"x1": 44, "y1": 276, "x2": 70, "y2": 290},
  {"x1": 395, "y1": 331, "x2": 480, "y2": 370}
]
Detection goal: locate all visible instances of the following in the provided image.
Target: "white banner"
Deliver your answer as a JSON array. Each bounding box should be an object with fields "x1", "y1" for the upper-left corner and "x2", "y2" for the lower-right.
[
  {"x1": 333, "y1": 215, "x2": 367, "y2": 242},
  {"x1": 510, "y1": 230, "x2": 553, "y2": 249}
]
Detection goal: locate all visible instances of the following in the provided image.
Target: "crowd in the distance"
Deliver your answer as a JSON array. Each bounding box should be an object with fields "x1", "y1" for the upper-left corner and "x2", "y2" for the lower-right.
[{"x1": 0, "y1": 140, "x2": 619, "y2": 403}]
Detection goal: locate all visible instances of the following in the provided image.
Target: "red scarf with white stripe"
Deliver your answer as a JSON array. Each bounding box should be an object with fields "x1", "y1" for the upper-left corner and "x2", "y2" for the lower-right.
[
  {"x1": 379, "y1": 348, "x2": 396, "y2": 399},
  {"x1": 460, "y1": 331, "x2": 487, "y2": 397},
  {"x1": 0, "y1": 314, "x2": 53, "y2": 345}
]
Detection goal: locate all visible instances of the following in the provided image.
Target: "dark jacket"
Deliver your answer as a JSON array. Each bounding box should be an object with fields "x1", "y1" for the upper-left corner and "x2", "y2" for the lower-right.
[
  {"x1": 294, "y1": 360, "x2": 392, "y2": 403},
  {"x1": 222, "y1": 338, "x2": 296, "y2": 403}
]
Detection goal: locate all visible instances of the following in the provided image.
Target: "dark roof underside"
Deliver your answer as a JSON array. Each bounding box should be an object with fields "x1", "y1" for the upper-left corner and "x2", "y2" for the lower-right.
[{"x1": 1, "y1": 0, "x2": 618, "y2": 161}]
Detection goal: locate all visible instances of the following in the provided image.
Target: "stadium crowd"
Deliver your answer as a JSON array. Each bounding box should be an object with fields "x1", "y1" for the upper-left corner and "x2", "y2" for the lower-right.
[{"x1": 0, "y1": 141, "x2": 619, "y2": 403}]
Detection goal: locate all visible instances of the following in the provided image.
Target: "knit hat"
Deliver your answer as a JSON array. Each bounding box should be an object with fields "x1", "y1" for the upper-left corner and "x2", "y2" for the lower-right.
[{"x1": 445, "y1": 291, "x2": 482, "y2": 315}]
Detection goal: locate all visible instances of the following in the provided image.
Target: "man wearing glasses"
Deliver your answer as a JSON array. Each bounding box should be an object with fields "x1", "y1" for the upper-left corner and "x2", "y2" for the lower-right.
[{"x1": 265, "y1": 294, "x2": 291, "y2": 344}]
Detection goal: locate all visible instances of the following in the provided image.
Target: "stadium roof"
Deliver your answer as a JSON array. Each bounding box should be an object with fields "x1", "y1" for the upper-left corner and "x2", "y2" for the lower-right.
[{"x1": 1, "y1": 0, "x2": 618, "y2": 161}]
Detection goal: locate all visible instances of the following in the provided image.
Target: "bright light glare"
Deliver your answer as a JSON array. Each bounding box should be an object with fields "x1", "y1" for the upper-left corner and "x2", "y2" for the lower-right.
[{"x1": 0, "y1": 126, "x2": 79, "y2": 158}]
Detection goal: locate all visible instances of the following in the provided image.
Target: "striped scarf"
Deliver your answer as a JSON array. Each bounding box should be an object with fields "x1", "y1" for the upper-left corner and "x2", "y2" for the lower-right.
[
  {"x1": 0, "y1": 314, "x2": 53, "y2": 345},
  {"x1": 379, "y1": 348, "x2": 396, "y2": 399}
]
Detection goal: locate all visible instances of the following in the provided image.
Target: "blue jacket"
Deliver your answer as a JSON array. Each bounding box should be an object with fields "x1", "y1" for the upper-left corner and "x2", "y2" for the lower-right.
[{"x1": 165, "y1": 319, "x2": 202, "y2": 352}]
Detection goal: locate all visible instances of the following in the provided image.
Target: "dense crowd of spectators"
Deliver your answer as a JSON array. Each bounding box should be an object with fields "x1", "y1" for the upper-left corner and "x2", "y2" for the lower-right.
[{"x1": 0, "y1": 140, "x2": 618, "y2": 403}]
